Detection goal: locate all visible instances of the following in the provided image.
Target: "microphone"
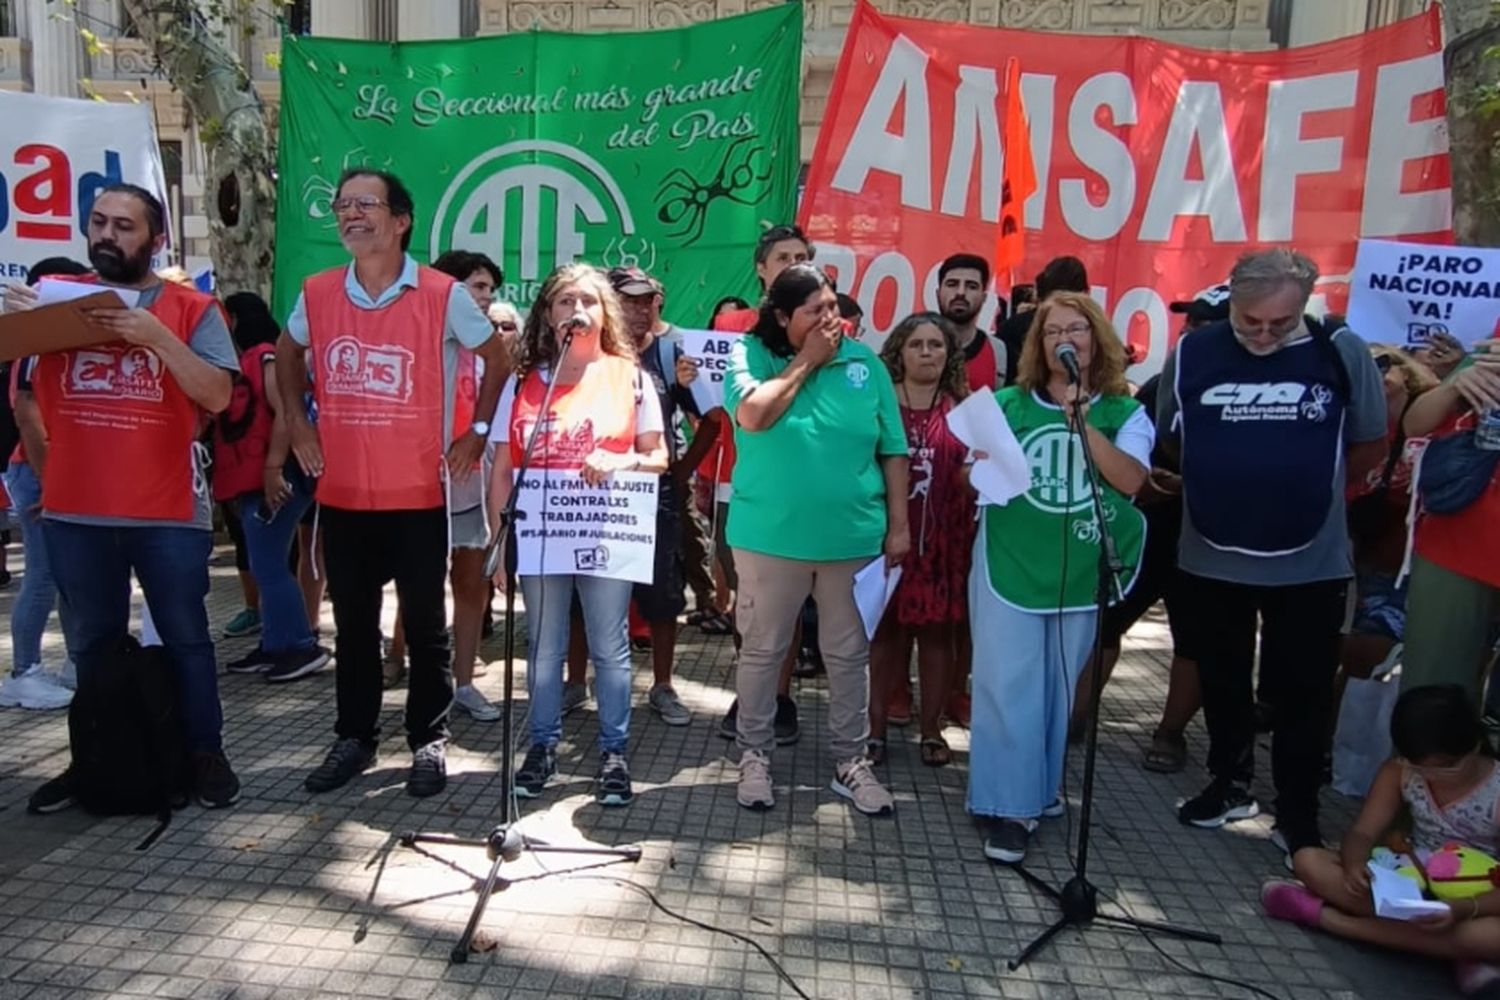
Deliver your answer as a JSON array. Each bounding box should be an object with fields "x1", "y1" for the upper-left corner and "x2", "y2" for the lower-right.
[
  {"x1": 1055, "y1": 342, "x2": 1082, "y2": 385},
  {"x1": 560, "y1": 313, "x2": 590, "y2": 335}
]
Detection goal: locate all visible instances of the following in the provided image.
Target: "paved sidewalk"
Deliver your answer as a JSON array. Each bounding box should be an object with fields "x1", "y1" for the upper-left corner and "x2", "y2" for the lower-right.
[{"x1": 0, "y1": 541, "x2": 1462, "y2": 998}]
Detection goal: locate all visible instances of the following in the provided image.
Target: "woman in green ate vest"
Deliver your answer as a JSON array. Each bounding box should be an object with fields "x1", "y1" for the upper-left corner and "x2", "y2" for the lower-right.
[{"x1": 969, "y1": 291, "x2": 1154, "y2": 865}]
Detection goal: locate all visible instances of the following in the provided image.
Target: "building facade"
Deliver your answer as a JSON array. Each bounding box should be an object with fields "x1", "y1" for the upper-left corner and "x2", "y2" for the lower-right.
[{"x1": 0, "y1": 0, "x2": 1434, "y2": 270}]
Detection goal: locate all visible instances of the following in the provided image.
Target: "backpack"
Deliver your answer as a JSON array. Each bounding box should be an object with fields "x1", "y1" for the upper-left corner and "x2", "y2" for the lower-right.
[{"x1": 67, "y1": 637, "x2": 188, "y2": 844}]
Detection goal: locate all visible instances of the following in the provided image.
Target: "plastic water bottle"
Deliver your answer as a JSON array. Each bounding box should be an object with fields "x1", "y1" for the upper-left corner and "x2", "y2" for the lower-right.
[{"x1": 1478, "y1": 408, "x2": 1500, "y2": 452}]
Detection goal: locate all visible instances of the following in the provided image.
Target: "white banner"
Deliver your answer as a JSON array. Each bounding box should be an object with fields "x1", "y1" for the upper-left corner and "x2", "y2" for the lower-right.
[
  {"x1": 0, "y1": 93, "x2": 171, "y2": 281},
  {"x1": 1347, "y1": 238, "x2": 1500, "y2": 350},
  {"x1": 680, "y1": 328, "x2": 739, "y2": 413},
  {"x1": 512, "y1": 469, "x2": 658, "y2": 584}
]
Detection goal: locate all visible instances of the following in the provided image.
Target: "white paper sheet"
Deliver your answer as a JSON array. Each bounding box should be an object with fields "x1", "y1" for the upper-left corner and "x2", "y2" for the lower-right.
[
  {"x1": 853, "y1": 556, "x2": 902, "y2": 640},
  {"x1": 943, "y1": 390, "x2": 1030, "y2": 506},
  {"x1": 33, "y1": 278, "x2": 139, "y2": 309},
  {"x1": 1367, "y1": 862, "x2": 1450, "y2": 921}
]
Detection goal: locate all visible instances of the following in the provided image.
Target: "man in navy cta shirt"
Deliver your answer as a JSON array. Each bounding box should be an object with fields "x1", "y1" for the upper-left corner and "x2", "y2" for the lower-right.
[{"x1": 1157, "y1": 248, "x2": 1387, "y2": 862}]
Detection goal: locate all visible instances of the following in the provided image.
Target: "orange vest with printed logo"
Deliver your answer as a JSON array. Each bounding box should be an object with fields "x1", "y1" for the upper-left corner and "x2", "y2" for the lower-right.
[
  {"x1": 33, "y1": 279, "x2": 213, "y2": 521},
  {"x1": 303, "y1": 265, "x2": 453, "y2": 511},
  {"x1": 508, "y1": 354, "x2": 639, "y2": 470}
]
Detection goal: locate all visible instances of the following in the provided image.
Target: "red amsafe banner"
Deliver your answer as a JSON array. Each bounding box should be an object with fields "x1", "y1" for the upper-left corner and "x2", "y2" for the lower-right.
[{"x1": 800, "y1": 3, "x2": 1450, "y2": 374}]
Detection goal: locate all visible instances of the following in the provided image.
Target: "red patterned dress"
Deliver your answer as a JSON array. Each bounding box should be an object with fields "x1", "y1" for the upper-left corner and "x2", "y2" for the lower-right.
[{"x1": 892, "y1": 395, "x2": 976, "y2": 626}]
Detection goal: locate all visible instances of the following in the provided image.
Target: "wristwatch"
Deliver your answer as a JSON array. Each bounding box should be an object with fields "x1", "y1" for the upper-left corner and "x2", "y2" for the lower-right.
[{"x1": 471, "y1": 420, "x2": 490, "y2": 437}]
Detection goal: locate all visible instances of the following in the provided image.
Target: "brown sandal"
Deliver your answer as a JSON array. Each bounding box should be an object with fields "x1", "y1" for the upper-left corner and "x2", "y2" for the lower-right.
[
  {"x1": 1143, "y1": 728, "x2": 1187, "y2": 773},
  {"x1": 920, "y1": 737, "x2": 951, "y2": 767}
]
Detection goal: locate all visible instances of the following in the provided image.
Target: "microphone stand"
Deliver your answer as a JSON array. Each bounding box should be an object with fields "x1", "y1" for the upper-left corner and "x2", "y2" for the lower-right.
[
  {"x1": 1004, "y1": 370, "x2": 1219, "y2": 969},
  {"x1": 399, "y1": 325, "x2": 641, "y2": 964}
]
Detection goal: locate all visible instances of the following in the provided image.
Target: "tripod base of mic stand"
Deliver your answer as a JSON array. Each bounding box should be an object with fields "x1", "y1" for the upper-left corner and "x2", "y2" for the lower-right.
[
  {"x1": 1006, "y1": 865, "x2": 1221, "y2": 971},
  {"x1": 399, "y1": 826, "x2": 641, "y2": 963}
]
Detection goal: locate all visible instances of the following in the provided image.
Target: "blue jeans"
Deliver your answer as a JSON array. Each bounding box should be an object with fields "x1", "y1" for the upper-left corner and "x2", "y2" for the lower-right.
[
  {"x1": 43, "y1": 520, "x2": 223, "y2": 752},
  {"x1": 3, "y1": 462, "x2": 74, "y2": 675},
  {"x1": 519, "y1": 573, "x2": 632, "y2": 753},
  {"x1": 237, "y1": 486, "x2": 315, "y2": 654}
]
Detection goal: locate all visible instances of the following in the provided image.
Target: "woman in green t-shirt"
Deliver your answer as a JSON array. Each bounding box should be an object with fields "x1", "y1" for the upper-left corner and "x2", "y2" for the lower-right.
[{"x1": 722, "y1": 264, "x2": 910, "y2": 817}]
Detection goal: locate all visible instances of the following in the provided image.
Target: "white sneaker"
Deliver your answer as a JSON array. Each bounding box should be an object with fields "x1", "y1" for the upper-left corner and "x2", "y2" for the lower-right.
[
  {"x1": 0, "y1": 665, "x2": 74, "y2": 710},
  {"x1": 454, "y1": 684, "x2": 500, "y2": 722}
]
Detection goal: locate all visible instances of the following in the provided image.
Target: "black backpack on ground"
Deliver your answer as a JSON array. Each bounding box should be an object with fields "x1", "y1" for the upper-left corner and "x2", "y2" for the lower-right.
[{"x1": 67, "y1": 637, "x2": 189, "y2": 842}]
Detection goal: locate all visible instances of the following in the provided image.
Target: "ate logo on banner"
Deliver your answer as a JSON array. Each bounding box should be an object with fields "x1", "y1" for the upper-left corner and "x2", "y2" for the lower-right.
[
  {"x1": 322, "y1": 336, "x2": 414, "y2": 402},
  {"x1": 0, "y1": 145, "x2": 124, "y2": 242},
  {"x1": 430, "y1": 140, "x2": 637, "y2": 304},
  {"x1": 63, "y1": 346, "x2": 164, "y2": 402}
]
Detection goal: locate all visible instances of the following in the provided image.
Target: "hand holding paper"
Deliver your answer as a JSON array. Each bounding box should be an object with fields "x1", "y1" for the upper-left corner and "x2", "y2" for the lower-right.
[
  {"x1": 944, "y1": 390, "x2": 1030, "y2": 506},
  {"x1": 1366, "y1": 862, "x2": 1451, "y2": 921},
  {"x1": 853, "y1": 556, "x2": 902, "y2": 640}
]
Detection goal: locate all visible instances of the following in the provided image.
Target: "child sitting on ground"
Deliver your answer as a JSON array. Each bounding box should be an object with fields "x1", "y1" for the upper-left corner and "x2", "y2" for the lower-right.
[{"x1": 1263, "y1": 685, "x2": 1500, "y2": 994}]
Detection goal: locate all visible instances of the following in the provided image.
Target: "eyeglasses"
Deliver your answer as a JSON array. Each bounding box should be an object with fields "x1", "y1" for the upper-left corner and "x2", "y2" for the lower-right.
[
  {"x1": 1374, "y1": 354, "x2": 1395, "y2": 374},
  {"x1": 1042, "y1": 323, "x2": 1091, "y2": 339},
  {"x1": 498, "y1": 321, "x2": 518, "y2": 333},
  {"x1": 1232, "y1": 314, "x2": 1302, "y2": 338},
  {"x1": 332, "y1": 196, "x2": 390, "y2": 215}
]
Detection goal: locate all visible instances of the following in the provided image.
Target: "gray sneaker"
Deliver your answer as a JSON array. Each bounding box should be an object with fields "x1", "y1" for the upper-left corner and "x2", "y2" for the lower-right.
[
  {"x1": 648, "y1": 683, "x2": 691, "y2": 726},
  {"x1": 561, "y1": 682, "x2": 589, "y2": 715},
  {"x1": 738, "y1": 750, "x2": 774, "y2": 811},
  {"x1": 832, "y1": 757, "x2": 894, "y2": 816},
  {"x1": 454, "y1": 684, "x2": 500, "y2": 722}
]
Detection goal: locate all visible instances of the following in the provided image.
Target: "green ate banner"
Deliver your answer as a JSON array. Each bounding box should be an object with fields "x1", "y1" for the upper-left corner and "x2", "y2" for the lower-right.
[{"x1": 272, "y1": 5, "x2": 802, "y2": 324}]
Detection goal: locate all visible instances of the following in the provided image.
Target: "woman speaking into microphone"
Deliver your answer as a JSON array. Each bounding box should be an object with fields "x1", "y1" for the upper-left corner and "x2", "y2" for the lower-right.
[
  {"x1": 486, "y1": 264, "x2": 667, "y2": 808},
  {"x1": 968, "y1": 291, "x2": 1153, "y2": 865}
]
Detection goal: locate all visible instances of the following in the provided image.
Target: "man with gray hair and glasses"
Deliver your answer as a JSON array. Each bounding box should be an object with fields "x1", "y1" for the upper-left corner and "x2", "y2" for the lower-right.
[{"x1": 1156, "y1": 248, "x2": 1387, "y2": 863}]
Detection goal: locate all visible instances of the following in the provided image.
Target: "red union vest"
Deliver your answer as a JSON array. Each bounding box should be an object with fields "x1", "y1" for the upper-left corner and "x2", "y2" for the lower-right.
[
  {"x1": 303, "y1": 265, "x2": 454, "y2": 511},
  {"x1": 33, "y1": 279, "x2": 214, "y2": 521},
  {"x1": 508, "y1": 354, "x2": 639, "y2": 470}
]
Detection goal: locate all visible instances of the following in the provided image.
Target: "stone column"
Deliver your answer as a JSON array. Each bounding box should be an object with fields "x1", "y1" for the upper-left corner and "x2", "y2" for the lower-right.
[
  {"x1": 1288, "y1": 0, "x2": 1365, "y2": 45},
  {"x1": 22, "y1": 0, "x2": 82, "y2": 96},
  {"x1": 398, "y1": 0, "x2": 461, "y2": 40},
  {"x1": 312, "y1": 0, "x2": 372, "y2": 39}
]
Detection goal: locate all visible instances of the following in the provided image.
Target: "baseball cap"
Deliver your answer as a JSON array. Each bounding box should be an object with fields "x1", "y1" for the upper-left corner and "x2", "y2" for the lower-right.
[
  {"x1": 608, "y1": 266, "x2": 661, "y2": 296},
  {"x1": 1169, "y1": 283, "x2": 1231, "y2": 323}
]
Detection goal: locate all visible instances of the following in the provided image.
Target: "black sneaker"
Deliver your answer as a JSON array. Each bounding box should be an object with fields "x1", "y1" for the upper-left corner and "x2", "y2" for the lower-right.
[
  {"x1": 717, "y1": 699, "x2": 739, "y2": 740},
  {"x1": 983, "y1": 819, "x2": 1031, "y2": 864},
  {"x1": 774, "y1": 695, "x2": 800, "y2": 745},
  {"x1": 596, "y1": 751, "x2": 633, "y2": 807},
  {"x1": 225, "y1": 646, "x2": 274, "y2": 674},
  {"x1": 304, "y1": 738, "x2": 378, "y2": 793},
  {"x1": 193, "y1": 751, "x2": 241, "y2": 809},
  {"x1": 407, "y1": 741, "x2": 447, "y2": 798},
  {"x1": 791, "y1": 648, "x2": 825, "y2": 679},
  {"x1": 1177, "y1": 778, "x2": 1260, "y2": 828},
  {"x1": 265, "y1": 645, "x2": 331, "y2": 684},
  {"x1": 27, "y1": 769, "x2": 75, "y2": 814},
  {"x1": 515, "y1": 743, "x2": 557, "y2": 798}
]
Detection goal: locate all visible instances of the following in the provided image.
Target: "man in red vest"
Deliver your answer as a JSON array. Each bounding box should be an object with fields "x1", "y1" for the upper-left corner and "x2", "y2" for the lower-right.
[
  {"x1": 276, "y1": 169, "x2": 508, "y2": 798},
  {"x1": 2, "y1": 184, "x2": 242, "y2": 811}
]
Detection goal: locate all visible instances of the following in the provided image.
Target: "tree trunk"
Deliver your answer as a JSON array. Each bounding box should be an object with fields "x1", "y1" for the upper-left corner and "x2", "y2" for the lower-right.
[
  {"x1": 120, "y1": 0, "x2": 276, "y2": 299},
  {"x1": 1443, "y1": 0, "x2": 1500, "y2": 246}
]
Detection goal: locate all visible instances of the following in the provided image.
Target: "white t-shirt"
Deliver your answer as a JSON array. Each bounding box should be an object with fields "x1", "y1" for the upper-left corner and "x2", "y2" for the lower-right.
[{"x1": 488, "y1": 366, "x2": 664, "y2": 447}]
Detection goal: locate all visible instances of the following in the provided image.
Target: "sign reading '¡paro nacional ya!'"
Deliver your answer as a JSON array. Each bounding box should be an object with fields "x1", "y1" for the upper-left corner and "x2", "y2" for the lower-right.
[{"x1": 271, "y1": 6, "x2": 802, "y2": 326}]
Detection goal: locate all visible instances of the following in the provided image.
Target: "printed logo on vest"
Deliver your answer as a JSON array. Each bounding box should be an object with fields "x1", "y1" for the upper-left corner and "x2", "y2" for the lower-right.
[
  {"x1": 846, "y1": 362, "x2": 870, "y2": 389},
  {"x1": 1200, "y1": 381, "x2": 1332, "y2": 424},
  {"x1": 323, "y1": 335, "x2": 414, "y2": 402},
  {"x1": 522, "y1": 414, "x2": 597, "y2": 467},
  {"x1": 1020, "y1": 424, "x2": 1090, "y2": 515},
  {"x1": 62, "y1": 346, "x2": 164, "y2": 402}
]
